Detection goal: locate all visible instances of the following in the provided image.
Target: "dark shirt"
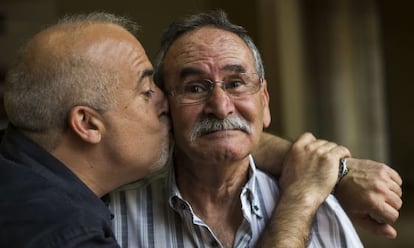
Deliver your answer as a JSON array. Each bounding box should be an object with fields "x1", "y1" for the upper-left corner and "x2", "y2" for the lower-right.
[{"x1": 0, "y1": 126, "x2": 120, "y2": 247}]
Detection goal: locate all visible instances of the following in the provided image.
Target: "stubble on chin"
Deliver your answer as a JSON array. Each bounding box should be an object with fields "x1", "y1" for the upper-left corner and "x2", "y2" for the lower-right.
[{"x1": 150, "y1": 137, "x2": 171, "y2": 172}]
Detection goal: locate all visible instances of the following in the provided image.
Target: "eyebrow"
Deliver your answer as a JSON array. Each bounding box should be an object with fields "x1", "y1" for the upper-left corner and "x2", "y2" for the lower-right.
[
  {"x1": 179, "y1": 64, "x2": 247, "y2": 80},
  {"x1": 179, "y1": 67, "x2": 204, "y2": 81},
  {"x1": 140, "y1": 69, "x2": 154, "y2": 82},
  {"x1": 221, "y1": 64, "x2": 246, "y2": 74}
]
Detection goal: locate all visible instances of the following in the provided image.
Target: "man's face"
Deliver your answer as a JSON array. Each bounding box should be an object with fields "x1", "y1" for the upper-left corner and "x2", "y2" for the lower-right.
[
  {"x1": 89, "y1": 24, "x2": 170, "y2": 179},
  {"x1": 163, "y1": 27, "x2": 270, "y2": 162}
]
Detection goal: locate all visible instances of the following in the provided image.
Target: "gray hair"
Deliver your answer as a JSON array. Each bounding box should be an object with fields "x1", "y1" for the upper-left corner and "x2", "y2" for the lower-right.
[
  {"x1": 4, "y1": 12, "x2": 139, "y2": 148},
  {"x1": 154, "y1": 9, "x2": 265, "y2": 90}
]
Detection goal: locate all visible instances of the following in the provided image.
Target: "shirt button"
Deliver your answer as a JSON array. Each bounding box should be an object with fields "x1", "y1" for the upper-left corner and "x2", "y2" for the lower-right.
[{"x1": 253, "y1": 205, "x2": 259, "y2": 211}]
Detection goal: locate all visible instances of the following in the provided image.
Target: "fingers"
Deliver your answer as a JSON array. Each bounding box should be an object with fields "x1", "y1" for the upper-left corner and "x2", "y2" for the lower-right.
[
  {"x1": 305, "y1": 140, "x2": 336, "y2": 154},
  {"x1": 387, "y1": 167, "x2": 403, "y2": 186},
  {"x1": 293, "y1": 132, "x2": 316, "y2": 145},
  {"x1": 389, "y1": 179, "x2": 403, "y2": 198},
  {"x1": 387, "y1": 169, "x2": 403, "y2": 199},
  {"x1": 370, "y1": 202, "x2": 400, "y2": 225},
  {"x1": 280, "y1": 132, "x2": 346, "y2": 202},
  {"x1": 293, "y1": 133, "x2": 351, "y2": 175},
  {"x1": 301, "y1": 137, "x2": 351, "y2": 160},
  {"x1": 377, "y1": 162, "x2": 402, "y2": 196},
  {"x1": 353, "y1": 215, "x2": 397, "y2": 239},
  {"x1": 334, "y1": 157, "x2": 403, "y2": 239},
  {"x1": 386, "y1": 186, "x2": 403, "y2": 210},
  {"x1": 345, "y1": 158, "x2": 402, "y2": 198},
  {"x1": 372, "y1": 163, "x2": 403, "y2": 211},
  {"x1": 330, "y1": 145, "x2": 351, "y2": 160}
]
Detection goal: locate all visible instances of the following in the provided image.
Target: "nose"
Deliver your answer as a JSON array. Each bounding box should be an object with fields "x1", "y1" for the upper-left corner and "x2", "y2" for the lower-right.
[
  {"x1": 203, "y1": 85, "x2": 235, "y2": 119},
  {"x1": 154, "y1": 84, "x2": 169, "y2": 116}
]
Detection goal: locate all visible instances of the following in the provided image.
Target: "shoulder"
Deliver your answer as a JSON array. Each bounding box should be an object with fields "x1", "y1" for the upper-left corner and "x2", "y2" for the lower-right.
[
  {"x1": 0, "y1": 186, "x2": 117, "y2": 247},
  {"x1": 1, "y1": 176, "x2": 89, "y2": 223},
  {"x1": 108, "y1": 165, "x2": 173, "y2": 217},
  {"x1": 7, "y1": 214, "x2": 119, "y2": 248}
]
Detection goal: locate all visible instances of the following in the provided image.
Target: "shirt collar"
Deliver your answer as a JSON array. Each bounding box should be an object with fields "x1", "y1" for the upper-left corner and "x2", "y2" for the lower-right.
[{"x1": 241, "y1": 155, "x2": 263, "y2": 219}]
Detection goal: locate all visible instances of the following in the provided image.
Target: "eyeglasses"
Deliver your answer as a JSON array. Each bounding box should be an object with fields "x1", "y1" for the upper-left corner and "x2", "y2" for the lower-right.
[{"x1": 168, "y1": 73, "x2": 263, "y2": 105}]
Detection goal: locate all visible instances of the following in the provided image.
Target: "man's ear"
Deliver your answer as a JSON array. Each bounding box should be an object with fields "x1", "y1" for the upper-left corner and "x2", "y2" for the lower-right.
[
  {"x1": 261, "y1": 79, "x2": 271, "y2": 128},
  {"x1": 67, "y1": 106, "x2": 105, "y2": 144}
]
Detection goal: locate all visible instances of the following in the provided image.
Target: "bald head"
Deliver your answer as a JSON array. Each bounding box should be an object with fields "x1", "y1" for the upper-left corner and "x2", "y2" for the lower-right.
[
  {"x1": 28, "y1": 19, "x2": 139, "y2": 66},
  {"x1": 4, "y1": 12, "x2": 143, "y2": 148}
]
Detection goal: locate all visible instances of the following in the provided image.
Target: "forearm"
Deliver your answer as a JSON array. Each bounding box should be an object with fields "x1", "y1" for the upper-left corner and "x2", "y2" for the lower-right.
[
  {"x1": 253, "y1": 132, "x2": 291, "y2": 177},
  {"x1": 256, "y1": 194, "x2": 317, "y2": 248}
]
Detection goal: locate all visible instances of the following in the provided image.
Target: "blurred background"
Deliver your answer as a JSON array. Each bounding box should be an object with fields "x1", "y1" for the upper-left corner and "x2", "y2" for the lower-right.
[{"x1": 0, "y1": 0, "x2": 412, "y2": 246}]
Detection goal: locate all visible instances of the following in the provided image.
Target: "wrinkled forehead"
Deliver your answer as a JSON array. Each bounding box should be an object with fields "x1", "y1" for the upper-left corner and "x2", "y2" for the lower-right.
[{"x1": 164, "y1": 27, "x2": 255, "y2": 75}]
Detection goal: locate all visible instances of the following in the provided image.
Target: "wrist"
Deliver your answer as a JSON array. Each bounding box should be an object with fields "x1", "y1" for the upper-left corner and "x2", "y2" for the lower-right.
[
  {"x1": 279, "y1": 188, "x2": 325, "y2": 213},
  {"x1": 332, "y1": 158, "x2": 350, "y2": 194}
]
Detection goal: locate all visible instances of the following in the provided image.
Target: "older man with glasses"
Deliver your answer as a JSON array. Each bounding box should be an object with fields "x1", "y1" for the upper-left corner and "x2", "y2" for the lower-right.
[{"x1": 109, "y1": 10, "x2": 364, "y2": 247}]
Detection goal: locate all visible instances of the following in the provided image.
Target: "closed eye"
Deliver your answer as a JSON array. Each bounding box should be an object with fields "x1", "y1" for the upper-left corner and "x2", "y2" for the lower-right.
[{"x1": 143, "y1": 89, "x2": 155, "y2": 98}]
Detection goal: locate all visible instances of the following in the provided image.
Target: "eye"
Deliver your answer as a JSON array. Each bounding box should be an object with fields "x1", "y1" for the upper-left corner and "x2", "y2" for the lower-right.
[
  {"x1": 225, "y1": 79, "x2": 246, "y2": 89},
  {"x1": 227, "y1": 80, "x2": 243, "y2": 88},
  {"x1": 142, "y1": 89, "x2": 155, "y2": 98},
  {"x1": 183, "y1": 80, "x2": 210, "y2": 94}
]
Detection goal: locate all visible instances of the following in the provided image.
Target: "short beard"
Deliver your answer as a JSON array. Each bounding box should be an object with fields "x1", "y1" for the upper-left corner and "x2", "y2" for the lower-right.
[
  {"x1": 189, "y1": 115, "x2": 252, "y2": 142},
  {"x1": 150, "y1": 135, "x2": 171, "y2": 172}
]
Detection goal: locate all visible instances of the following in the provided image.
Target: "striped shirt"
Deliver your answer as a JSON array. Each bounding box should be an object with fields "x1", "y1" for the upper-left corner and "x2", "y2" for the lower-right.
[{"x1": 109, "y1": 155, "x2": 363, "y2": 248}]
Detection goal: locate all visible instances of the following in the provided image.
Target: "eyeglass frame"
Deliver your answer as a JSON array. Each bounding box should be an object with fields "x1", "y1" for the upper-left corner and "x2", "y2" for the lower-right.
[{"x1": 167, "y1": 72, "x2": 264, "y2": 105}]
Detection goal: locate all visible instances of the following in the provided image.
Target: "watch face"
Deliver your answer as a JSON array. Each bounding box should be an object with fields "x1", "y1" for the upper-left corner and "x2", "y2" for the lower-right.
[{"x1": 339, "y1": 158, "x2": 349, "y2": 178}]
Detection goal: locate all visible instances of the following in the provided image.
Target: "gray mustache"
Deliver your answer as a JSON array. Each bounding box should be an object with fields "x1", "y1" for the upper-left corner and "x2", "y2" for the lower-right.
[{"x1": 190, "y1": 115, "x2": 252, "y2": 141}]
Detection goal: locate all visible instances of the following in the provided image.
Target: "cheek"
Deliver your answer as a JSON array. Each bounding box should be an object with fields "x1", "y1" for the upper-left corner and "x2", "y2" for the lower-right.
[
  {"x1": 237, "y1": 100, "x2": 261, "y2": 121},
  {"x1": 235, "y1": 99, "x2": 268, "y2": 135},
  {"x1": 170, "y1": 106, "x2": 199, "y2": 138},
  {"x1": 131, "y1": 102, "x2": 161, "y2": 132}
]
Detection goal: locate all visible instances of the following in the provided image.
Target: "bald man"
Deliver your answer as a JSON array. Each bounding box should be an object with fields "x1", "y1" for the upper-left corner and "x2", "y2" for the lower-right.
[{"x1": 0, "y1": 12, "x2": 169, "y2": 247}]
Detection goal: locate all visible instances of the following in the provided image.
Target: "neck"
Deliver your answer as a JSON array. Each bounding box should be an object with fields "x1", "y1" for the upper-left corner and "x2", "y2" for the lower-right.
[
  {"x1": 174, "y1": 151, "x2": 250, "y2": 199},
  {"x1": 51, "y1": 135, "x2": 116, "y2": 198},
  {"x1": 52, "y1": 149, "x2": 109, "y2": 197},
  {"x1": 174, "y1": 151, "x2": 251, "y2": 247}
]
